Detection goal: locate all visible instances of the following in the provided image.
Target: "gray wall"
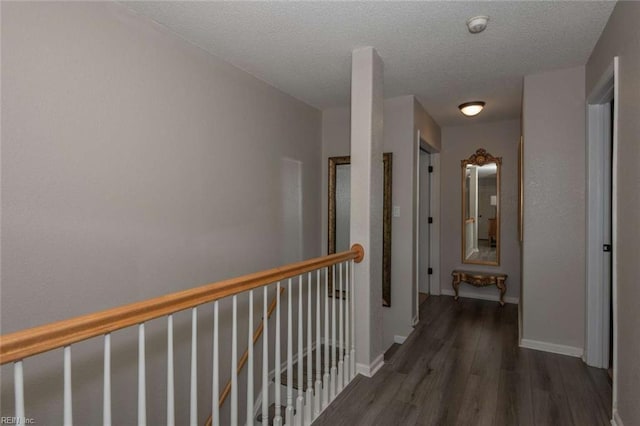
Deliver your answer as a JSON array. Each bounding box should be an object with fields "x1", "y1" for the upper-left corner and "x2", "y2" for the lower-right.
[
  {"x1": 440, "y1": 120, "x2": 521, "y2": 302},
  {"x1": 415, "y1": 98, "x2": 442, "y2": 153},
  {"x1": 521, "y1": 66, "x2": 586, "y2": 352},
  {"x1": 1, "y1": 2, "x2": 321, "y2": 424},
  {"x1": 587, "y1": 2, "x2": 640, "y2": 424},
  {"x1": 384, "y1": 96, "x2": 418, "y2": 344},
  {"x1": 320, "y1": 96, "x2": 441, "y2": 349}
]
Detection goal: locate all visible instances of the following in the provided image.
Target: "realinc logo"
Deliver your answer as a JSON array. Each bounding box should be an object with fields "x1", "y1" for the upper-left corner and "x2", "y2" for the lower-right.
[{"x1": 0, "y1": 418, "x2": 35, "y2": 425}]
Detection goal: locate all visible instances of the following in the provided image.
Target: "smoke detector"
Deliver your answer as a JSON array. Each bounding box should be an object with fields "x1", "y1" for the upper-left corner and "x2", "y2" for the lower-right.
[{"x1": 466, "y1": 15, "x2": 489, "y2": 34}]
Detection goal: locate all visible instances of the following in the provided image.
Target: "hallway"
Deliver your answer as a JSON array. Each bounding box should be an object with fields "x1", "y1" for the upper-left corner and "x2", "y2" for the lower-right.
[{"x1": 315, "y1": 296, "x2": 611, "y2": 426}]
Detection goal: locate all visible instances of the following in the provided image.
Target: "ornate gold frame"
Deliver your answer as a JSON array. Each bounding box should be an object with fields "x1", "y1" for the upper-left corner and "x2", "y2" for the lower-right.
[
  {"x1": 328, "y1": 153, "x2": 393, "y2": 306},
  {"x1": 461, "y1": 148, "x2": 502, "y2": 266},
  {"x1": 518, "y1": 136, "x2": 524, "y2": 243}
]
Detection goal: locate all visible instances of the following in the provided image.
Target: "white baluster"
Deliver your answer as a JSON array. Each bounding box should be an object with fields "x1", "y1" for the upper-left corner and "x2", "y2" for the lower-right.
[
  {"x1": 322, "y1": 268, "x2": 329, "y2": 409},
  {"x1": 350, "y1": 260, "x2": 356, "y2": 379},
  {"x1": 314, "y1": 269, "x2": 322, "y2": 416},
  {"x1": 330, "y1": 265, "x2": 337, "y2": 401},
  {"x1": 274, "y1": 282, "x2": 283, "y2": 426},
  {"x1": 190, "y1": 308, "x2": 198, "y2": 426},
  {"x1": 337, "y1": 262, "x2": 344, "y2": 393},
  {"x1": 167, "y1": 316, "x2": 175, "y2": 426},
  {"x1": 231, "y1": 296, "x2": 238, "y2": 426},
  {"x1": 103, "y1": 335, "x2": 111, "y2": 426},
  {"x1": 138, "y1": 324, "x2": 146, "y2": 426},
  {"x1": 344, "y1": 262, "x2": 350, "y2": 386},
  {"x1": 247, "y1": 290, "x2": 254, "y2": 426},
  {"x1": 262, "y1": 286, "x2": 269, "y2": 426},
  {"x1": 14, "y1": 361, "x2": 24, "y2": 425},
  {"x1": 305, "y1": 272, "x2": 313, "y2": 424},
  {"x1": 212, "y1": 301, "x2": 220, "y2": 426},
  {"x1": 286, "y1": 279, "x2": 294, "y2": 424},
  {"x1": 296, "y1": 276, "x2": 304, "y2": 426},
  {"x1": 64, "y1": 345, "x2": 73, "y2": 426}
]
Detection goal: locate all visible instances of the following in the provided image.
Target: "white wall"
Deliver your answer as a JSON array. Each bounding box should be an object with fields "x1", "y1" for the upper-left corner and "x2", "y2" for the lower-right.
[
  {"x1": 440, "y1": 120, "x2": 521, "y2": 303},
  {"x1": 415, "y1": 98, "x2": 442, "y2": 298},
  {"x1": 587, "y1": 2, "x2": 640, "y2": 424},
  {"x1": 320, "y1": 96, "x2": 441, "y2": 350},
  {"x1": 384, "y1": 96, "x2": 419, "y2": 343},
  {"x1": 521, "y1": 66, "x2": 586, "y2": 354},
  {"x1": 1, "y1": 2, "x2": 321, "y2": 424}
]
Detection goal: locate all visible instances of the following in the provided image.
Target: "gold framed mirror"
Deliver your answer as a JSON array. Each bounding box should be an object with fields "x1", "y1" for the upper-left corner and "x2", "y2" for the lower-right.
[
  {"x1": 328, "y1": 153, "x2": 392, "y2": 306},
  {"x1": 461, "y1": 148, "x2": 501, "y2": 266}
]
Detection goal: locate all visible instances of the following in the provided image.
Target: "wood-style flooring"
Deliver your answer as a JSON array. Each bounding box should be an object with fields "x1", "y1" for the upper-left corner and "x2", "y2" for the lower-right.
[{"x1": 314, "y1": 295, "x2": 612, "y2": 426}]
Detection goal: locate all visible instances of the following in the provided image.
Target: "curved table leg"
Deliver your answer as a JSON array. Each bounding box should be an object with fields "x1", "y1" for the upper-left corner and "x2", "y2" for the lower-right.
[
  {"x1": 452, "y1": 274, "x2": 461, "y2": 301},
  {"x1": 496, "y1": 278, "x2": 506, "y2": 307}
]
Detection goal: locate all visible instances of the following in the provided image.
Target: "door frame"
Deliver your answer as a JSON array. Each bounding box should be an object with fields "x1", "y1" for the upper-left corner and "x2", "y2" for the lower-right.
[
  {"x1": 585, "y1": 58, "x2": 618, "y2": 389},
  {"x1": 415, "y1": 131, "x2": 441, "y2": 325},
  {"x1": 418, "y1": 149, "x2": 431, "y2": 296}
]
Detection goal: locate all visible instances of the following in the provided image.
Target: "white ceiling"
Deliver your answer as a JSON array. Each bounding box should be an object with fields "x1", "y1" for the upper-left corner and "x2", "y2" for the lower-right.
[{"x1": 123, "y1": 1, "x2": 615, "y2": 126}]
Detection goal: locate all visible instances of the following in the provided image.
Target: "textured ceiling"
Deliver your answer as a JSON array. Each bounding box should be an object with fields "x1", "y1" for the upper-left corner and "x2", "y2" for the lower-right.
[{"x1": 123, "y1": 1, "x2": 615, "y2": 126}]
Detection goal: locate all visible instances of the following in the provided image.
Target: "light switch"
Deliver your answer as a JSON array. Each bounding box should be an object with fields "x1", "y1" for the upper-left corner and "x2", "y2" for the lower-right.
[{"x1": 393, "y1": 206, "x2": 400, "y2": 217}]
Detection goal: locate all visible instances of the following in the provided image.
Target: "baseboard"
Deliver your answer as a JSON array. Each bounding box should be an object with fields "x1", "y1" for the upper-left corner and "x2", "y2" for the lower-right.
[
  {"x1": 394, "y1": 335, "x2": 407, "y2": 344},
  {"x1": 520, "y1": 338, "x2": 583, "y2": 358},
  {"x1": 441, "y1": 288, "x2": 519, "y2": 305},
  {"x1": 356, "y1": 353, "x2": 384, "y2": 378},
  {"x1": 611, "y1": 409, "x2": 624, "y2": 426}
]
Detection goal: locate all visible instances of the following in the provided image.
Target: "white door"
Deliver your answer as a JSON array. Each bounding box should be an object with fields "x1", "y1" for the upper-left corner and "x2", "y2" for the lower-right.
[{"x1": 603, "y1": 100, "x2": 613, "y2": 371}]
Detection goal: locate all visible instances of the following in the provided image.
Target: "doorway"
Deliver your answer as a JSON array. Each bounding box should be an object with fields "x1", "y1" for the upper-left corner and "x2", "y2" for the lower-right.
[
  {"x1": 418, "y1": 149, "x2": 431, "y2": 302},
  {"x1": 415, "y1": 132, "x2": 441, "y2": 324},
  {"x1": 585, "y1": 57, "x2": 618, "y2": 395}
]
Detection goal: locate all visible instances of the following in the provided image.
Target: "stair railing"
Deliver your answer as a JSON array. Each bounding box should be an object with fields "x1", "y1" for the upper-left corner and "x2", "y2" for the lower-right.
[
  {"x1": 204, "y1": 285, "x2": 284, "y2": 426},
  {"x1": 0, "y1": 244, "x2": 364, "y2": 426}
]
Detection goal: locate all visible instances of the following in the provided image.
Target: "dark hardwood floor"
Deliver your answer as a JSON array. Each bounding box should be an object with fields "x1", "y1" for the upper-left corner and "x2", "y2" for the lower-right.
[{"x1": 314, "y1": 295, "x2": 612, "y2": 426}]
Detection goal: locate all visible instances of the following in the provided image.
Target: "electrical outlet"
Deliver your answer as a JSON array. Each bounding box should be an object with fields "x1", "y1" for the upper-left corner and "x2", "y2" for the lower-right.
[{"x1": 393, "y1": 206, "x2": 400, "y2": 217}]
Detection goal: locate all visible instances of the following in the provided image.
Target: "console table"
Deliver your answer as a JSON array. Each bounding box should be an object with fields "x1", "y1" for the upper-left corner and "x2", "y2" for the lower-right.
[{"x1": 451, "y1": 270, "x2": 508, "y2": 306}]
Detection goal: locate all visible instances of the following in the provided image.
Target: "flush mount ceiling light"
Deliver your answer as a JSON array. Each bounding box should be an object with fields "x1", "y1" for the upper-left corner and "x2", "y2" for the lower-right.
[
  {"x1": 459, "y1": 101, "x2": 486, "y2": 117},
  {"x1": 466, "y1": 15, "x2": 489, "y2": 34}
]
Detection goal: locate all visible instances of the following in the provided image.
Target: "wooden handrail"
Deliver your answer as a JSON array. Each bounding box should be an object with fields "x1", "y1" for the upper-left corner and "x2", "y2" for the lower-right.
[
  {"x1": 204, "y1": 286, "x2": 284, "y2": 426},
  {"x1": 0, "y1": 244, "x2": 364, "y2": 365}
]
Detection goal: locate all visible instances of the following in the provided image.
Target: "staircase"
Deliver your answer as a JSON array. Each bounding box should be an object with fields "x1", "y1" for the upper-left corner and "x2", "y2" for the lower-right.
[
  {"x1": 1, "y1": 247, "x2": 363, "y2": 426},
  {"x1": 257, "y1": 345, "x2": 345, "y2": 425}
]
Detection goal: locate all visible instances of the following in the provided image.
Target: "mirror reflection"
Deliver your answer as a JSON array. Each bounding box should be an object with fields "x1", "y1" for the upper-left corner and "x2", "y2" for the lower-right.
[
  {"x1": 335, "y1": 164, "x2": 351, "y2": 254},
  {"x1": 462, "y1": 149, "x2": 501, "y2": 265},
  {"x1": 329, "y1": 154, "x2": 392, "y2": 306}
]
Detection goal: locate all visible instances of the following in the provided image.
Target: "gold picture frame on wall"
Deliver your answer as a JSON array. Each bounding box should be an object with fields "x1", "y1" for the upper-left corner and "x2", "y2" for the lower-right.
[
  {"x1": 518, "y1": 136, "x2": 524, "y2": 243},
  {"x1": 328, "y1": 153, "x2": 393, "y2": 306}
]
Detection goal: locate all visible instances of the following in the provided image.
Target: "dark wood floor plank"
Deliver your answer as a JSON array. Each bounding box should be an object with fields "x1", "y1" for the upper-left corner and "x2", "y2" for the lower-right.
[
  {"x1": 372, "y1": 399, "x2": 418, "y2": 426},
  {"x1": 314, "y1": 295, "x2": 612, "y2": 426},
  {"x1": 493, "y1": 369, "x2": 534, "y2": 426},
  {"x1": 557, "y1": 355, "x2": 611, "y2": 426}
]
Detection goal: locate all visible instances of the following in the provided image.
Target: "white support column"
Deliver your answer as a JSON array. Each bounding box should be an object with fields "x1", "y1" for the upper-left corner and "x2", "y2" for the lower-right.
[
  {"x1": 167, "y1": 316, "x2": 175, "y2": 426},
  {"x1": 64, "y1": 346, "x2": 73, "y2": 426},
  {"x1": 314, "y1": 269, "x2": 322, "y2": 415},
  {"x1": 103, "y1": 336, "x2": 111, "y2": 426},
  {"x1": 189, "y1": 308, "x2": 197, "y2": 426},
  {"x1": 14, "y1": 361, "x2": 24, "y2": 425},
  {"x1": 349, "y1": 47, "x2": 384, "y2": 377},
  {"x1": 137, "y1": 325, "x2": 146, "y2": 426},
  {"x1": 212, "y1": 301, "x2": 220, "y2": 426}
]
